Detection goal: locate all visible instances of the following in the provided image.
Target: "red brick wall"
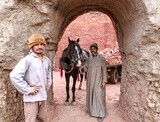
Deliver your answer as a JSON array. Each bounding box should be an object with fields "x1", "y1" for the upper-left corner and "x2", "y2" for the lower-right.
[{"x1": 54, "y1": 12, "x2": 119, "y2": 70}]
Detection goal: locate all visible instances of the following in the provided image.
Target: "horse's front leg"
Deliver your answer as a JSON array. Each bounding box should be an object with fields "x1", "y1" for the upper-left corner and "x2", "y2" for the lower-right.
[
  {"x1": 65, "y1": 74, "x2": 70, "y2": 104},
  {"x1": 72, "y1": 78, "x2": 76, "y2": 101},
  {"x1": 71, "y1": 78, "x2": 77, "y2": 105}
]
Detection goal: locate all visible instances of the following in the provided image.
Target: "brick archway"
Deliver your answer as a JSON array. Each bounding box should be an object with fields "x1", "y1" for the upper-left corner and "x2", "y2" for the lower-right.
[{"x1": 55, "y1": 2, "x2": 148, "y2": 122}]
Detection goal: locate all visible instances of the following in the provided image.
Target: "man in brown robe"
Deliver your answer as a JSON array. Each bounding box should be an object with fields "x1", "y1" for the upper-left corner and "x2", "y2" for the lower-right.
[{"x1": 85, "y1": 43, "x2": 107, "y2": 122}]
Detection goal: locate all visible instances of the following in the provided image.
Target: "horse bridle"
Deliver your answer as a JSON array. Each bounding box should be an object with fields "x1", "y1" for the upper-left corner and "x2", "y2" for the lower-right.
[{"x1": 65, "y1": 67, "x2": 74, "y2": 73}]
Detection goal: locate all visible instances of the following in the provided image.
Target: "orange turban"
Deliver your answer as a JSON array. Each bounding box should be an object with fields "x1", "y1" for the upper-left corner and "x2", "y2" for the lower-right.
[{"x1": 28, "y1": 34, "x2": 46, "y2": 49}]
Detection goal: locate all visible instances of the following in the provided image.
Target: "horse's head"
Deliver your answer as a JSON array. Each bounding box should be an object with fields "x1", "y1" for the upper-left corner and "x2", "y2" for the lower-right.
[{"x1": 67, "y1": 37, "x2": 82, "y2": 67}]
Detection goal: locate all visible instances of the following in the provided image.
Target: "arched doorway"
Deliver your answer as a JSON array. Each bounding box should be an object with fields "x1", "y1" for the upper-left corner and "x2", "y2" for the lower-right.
[
  {"x1": 53, "y1": 11, "x2": 124, "y2": 121},
  {"x1": 54, "y1": 1, "x2": 148, "y2": 122}
]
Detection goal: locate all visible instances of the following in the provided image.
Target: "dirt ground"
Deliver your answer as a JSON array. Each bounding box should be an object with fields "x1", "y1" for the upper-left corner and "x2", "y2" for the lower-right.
[{"x1": 49, "y1": 71, "x2": 131, "y2": 122}]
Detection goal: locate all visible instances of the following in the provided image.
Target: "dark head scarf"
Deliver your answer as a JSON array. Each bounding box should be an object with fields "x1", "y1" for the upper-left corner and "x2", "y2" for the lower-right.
[{"x1": 90, "y1": 43, "x2": 98, "y2": 50}]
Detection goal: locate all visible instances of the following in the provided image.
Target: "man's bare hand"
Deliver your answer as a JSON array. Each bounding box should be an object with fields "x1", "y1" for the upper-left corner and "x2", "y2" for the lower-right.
[
  {"x1": 101, "y1": 82, "x2": 106, "y2": 89},
  {"x1": 29, "y1": 86, "x2": 41, "y2": 94}
]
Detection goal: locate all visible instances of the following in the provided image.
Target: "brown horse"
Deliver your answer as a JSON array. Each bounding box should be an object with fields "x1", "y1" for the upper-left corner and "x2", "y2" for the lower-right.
[{"x1": 59, "y1": 38, "x2": 83, "y2": 105}]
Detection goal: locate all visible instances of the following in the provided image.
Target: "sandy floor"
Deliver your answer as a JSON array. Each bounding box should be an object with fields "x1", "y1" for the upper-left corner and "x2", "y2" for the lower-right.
[{"x1": 49, "y1": 71, "x2": 130, "y2": 122}]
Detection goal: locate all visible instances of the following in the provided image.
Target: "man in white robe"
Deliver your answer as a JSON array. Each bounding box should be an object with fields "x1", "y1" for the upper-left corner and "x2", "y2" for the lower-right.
[{"x1": 85, "y1": 43, "x2": 107, "y2": 122}]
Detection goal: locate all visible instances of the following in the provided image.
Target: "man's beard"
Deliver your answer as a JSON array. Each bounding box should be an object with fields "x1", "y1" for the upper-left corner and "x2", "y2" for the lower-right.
[
  {"x1": 36, "y1": 52, "x2": 43, "y2": 54},
  {"x1": 91, "y1": 52, "x2": 98, "y2": 56}
]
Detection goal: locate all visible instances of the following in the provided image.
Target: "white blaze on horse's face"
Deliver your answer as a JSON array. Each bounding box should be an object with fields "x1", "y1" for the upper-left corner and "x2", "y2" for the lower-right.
[
  {"x1": 75, "y1": 45, "x2": 82, "y2": 67},
  {"x1": 75, "y1": 46, "x2": 80, "y2": 59}
]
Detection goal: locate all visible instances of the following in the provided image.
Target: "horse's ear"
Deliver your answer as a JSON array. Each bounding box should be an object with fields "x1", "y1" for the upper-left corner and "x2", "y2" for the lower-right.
[
  {"x1": 77, "y1": 38, "x2": 80, "y2": 43},
  {"x1": 68, "y1": 37, "x2": 71, "y2": 43}
]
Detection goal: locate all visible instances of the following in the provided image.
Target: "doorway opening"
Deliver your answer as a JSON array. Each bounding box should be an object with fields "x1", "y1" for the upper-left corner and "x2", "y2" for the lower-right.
[{"x1": 52, "y1": 11, "x2": 126, "y2": 122}]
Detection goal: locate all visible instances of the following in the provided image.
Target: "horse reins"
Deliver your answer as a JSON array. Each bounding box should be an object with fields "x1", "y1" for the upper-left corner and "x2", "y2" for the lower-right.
[{"x1": 65, "y1": 67, "x2": 74, "y2": 73}]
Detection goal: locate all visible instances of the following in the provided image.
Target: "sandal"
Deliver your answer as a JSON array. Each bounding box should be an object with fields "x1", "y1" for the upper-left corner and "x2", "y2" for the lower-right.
[{"x1": 97, "y1": 117, "x2": 104, "y2": 122}]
